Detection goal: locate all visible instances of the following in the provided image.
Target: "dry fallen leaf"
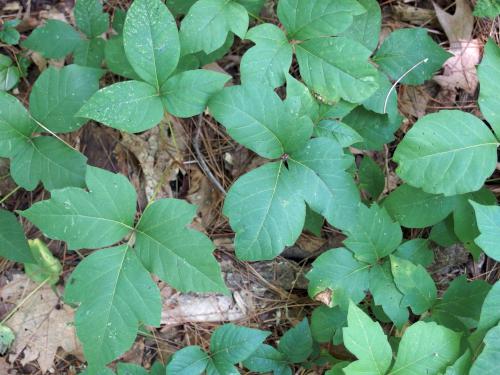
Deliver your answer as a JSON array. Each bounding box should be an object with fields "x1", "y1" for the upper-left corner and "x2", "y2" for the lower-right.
[
  {"x1": 0, "y1": 274, "x2": 82, "y2": 373},
  {"x1": 433, "y1": 0, "x2": 481, "y2": 94},
  {"x1": 120, "y1": 117, "x2": 187, "y2": 200}
]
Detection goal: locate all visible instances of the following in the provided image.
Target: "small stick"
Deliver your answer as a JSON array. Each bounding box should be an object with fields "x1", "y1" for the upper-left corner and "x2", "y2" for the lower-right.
[{"x1": 193, "y1": 115, "x2": 226, "y2": 195}]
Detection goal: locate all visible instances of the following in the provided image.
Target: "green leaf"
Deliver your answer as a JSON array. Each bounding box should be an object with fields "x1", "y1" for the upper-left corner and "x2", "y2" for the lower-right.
[
  {"x1": 160, "y1": 69, "x2": 229, "y2": 118},
  {"x1": 394, "y1": 239, "x2": 434, "y2": 267},
  {"x1": 383, "y1": 184, "x2": 457, "y2": 228},
  {"x1": 0, "y1": 209, "x2": 35, "y2": 264},
  {"x1": 390, "y1": 321, "x2": 461, "y2": 374},
  {"x1": 314, "y1": 120, "x2": 363, "y2": 148},
  {"x1": 111, "y1": 9, "x2": 126, "y2": 33},
  {"x1": 209, "y1": 83, "x2": 313, "y2": 159},
  {"x1": 369, "y1": 262, "x2": 409, "y2": 329},
  {"x1": 104, "y1": 36, "x2": 141, "y2": 80},
  {"x1": 476, "y1": 280, "x2": 500, "y2": 333},
  {"x1": 78, "y1": 80, "x2": 164, "y2": 133},
  {"x1": 296, "y1": 36, "x2": 378, "y2": 103},
  {"x1": 344, "y1": 204, "x2": 402, "y2": 264},
  {"x1": 393, "y1": 110, "x2": 498, "y2": 196},
  {"x1": 29, "y1": 64, "x2": 103, "y2": 133},
  {"x1": 135, "y1": 198, "x2": 227, "y2": 293},
  {"x1": 240, "y1": 24, "x2": 293, "y2": 89},
  {"x1": 478, "y1": 39, "x2": 500, "y2": 137},
  {"x1": 284, "y1": 73, "x2": 320, "y2": 122},
  {"x1": 0, "y1": 91, "x2": 36, "y2": 158},
  {"x1": 311, "y1": 305, "x2": 347, "y2": 344},
  {"x1": 277, "y1": 0, "x2": 366, "y2": 40},
  {"x1": 73, "y1": 38, "x2": 105, "y2": 68},
  {"x1": 166, "y1": 346, "x2": 209, "y2": 375},
  {"x1": 390, "y1": 255, "x2": 437, "y2": 315},
  {"x1": 453, "y1": 188, "x2": 496, "y2": 257},
  {"x1": 210, "y1": 324, "x2": 270, "y2": 367},
  {"x1": 116, "y1": 363, "x2": 149, "y2": 375},
  {"x1": 343, "y1": 302, "x2": 392, "y2": 375},
  {"x1": 474, "y1": 0, "x2": 500, "y2": 18},
  {"x1": 22, "y1": 20, "x2": 81, "y2": 59},
  {"x1": 342, "y1": 107, "x2": 398, "y2": 151},
  {"x1": 223, "y1": 162, "x2": 304, "y2": 260},
  {"x1": 21, "y1": 166, "x2": 136, "y2": 250},
  {"x1": 432, "y1": 276, "x2": 491, "y2": 332},
  {"x1": 0, "y1": 22, "x2": 20, "y2": 45},
  {"x1": 0, "y1": 324, "x2": 14, "y2": 356},
  {"x1": 25, "y1": 239, "x2": 62, "y2": 285},
  {"x1": 288, "y1": 137, "x2": 361, "y2": 231},
  {"x1": 444, "y1": 350, "x2": 473, "y2": 375},
  {"x1": 236, "y1": 0, "x2": 265, "y2": 15},
  {"x1": 124, "y1": 0, "x2": 180, "y2": 89},
  {"x1": 242, "y1": 344, "x2": 289, "y2": 374},
  {"x1": 471, "y1": 202, "x2": 500, "y2": 261},
  {"x1": 180, "y1": 0, "x2": 248, "y2": 54},
  {"x1": 74, "y1": 0, "x2": 109, "y2": 38},
  {"x1": 340, "y1": 0, "x2": 381, "y2": 52},
  {"x1": 10, "y1": 136, "x2": 88, "y2": 191},
  {"x1": 166, "y1": 0, "x2": 197, "y2": 16},
  {"x1": 278, "y1": 319, "x2": 313, "y2": 363},
  {"x1": 307, "y1": 248, "x2": 370, "y2": 308},
  {"x1": 470, "y1": 324, "x2": 500, "y2": 375},
  {"x1": 430, "y1": 216, "x2": 459, "y2": 247},
  {"x1": 374, "y1": 28, "x2": 451, "y2": 85},
  {"x1": 358, "y1": 156, "x2": 385, "y2": 200},
  {"x1": 362, "y1": 71, "x2": 397, "y2": 116},
  {"x1": 319, "y1": 100, "x2": 358, "y2": 120},
  {"x1": 64, "y1": 245, "x2": 161, "y2": 372},
  {"x1": 303, "y1": 206, "x2": 324, "y2": 236},
  {"x1": 0, "y1": 54, "x2": 19, "y2": 91}
]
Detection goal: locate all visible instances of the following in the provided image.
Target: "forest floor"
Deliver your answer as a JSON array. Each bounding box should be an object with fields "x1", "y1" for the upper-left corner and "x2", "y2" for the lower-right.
[{"x1": 0, "y1": 0, "x2": 499, "y2": 374}]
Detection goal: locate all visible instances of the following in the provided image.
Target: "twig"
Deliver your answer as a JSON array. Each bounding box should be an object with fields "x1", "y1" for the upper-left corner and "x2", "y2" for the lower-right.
[{"x1": 193, "y1": 115, "x2": 226, "y2": 195}]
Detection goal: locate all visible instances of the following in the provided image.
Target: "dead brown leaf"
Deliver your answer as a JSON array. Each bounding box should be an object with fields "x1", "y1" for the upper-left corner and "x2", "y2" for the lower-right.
[
  {"x1": 399, "y1": 86, "x2": 430, "y2": 119},
  {"x1": 433, "y1": 0, "x2": 481, "y2": 94},
  {"x1": 120, "y1": 117, "x2": 187, "y2": 200},
  {"x1": 1, "y1": 274, "x2": 82, "y2": 373}
]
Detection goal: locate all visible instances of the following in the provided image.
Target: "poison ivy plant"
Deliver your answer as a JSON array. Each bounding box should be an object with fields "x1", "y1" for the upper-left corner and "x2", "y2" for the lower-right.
[
  {"x1": 20, "y1": 166, "x2": 226, "y2": 373},
  {"x1": 394, "y1": 110, "x2": 499, "y2": 196},
  {"x1": 431, "y1": 276, "x2": 491, "y2": 332},
  {"x1": 22, "y1": 0, "x2": 108, "y2": 67},
  {"x1": 0, "y1": 209, "x2": 36, "y2": 264},
  {"x1": 166, "y1": 324, "x2": 269, "y2": 374},
  {"x1": 373, "y1": 28, "x2": 451, "y2": 85},
  {"x1": 343, "y1": 303, "x2": 462, "y2": 375},
  {"x1": 0, "y1": 19, "x2": 20, "y2": 45},
  {"x1": 478, "y1": 39, "x2": 500, "y2": 136},
  {"x1": 471, "y1": 202, "x2": 500, "y2": 261},
  {"x1": 0, "y1": 54, "x2": 19, "y2": 91},
  {"x1": 239, "y1": 0, "x2": 378, "y2": 102},
  {"x1": 209, "y1": 82, "x2": 361, "y2": 260},
  {"x1": 473, "y1": 0, "x2": 500, "y2": 18},
  {"x1": 243, "y1": 318, "x2": 314, "y2": 374},
  {"x1": 79, "y1": 0, "x2": 230, "y2": 133},
  {"x1": 306, "y1": 202, "x2": 439, "y2": 328},
  {"x1": 0, "y1": 64, "x2": 101, "y2": 190}
]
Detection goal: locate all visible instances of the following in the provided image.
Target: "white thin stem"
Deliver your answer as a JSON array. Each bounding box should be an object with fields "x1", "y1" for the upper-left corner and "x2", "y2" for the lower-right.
[{"x1": 383, "y1": 58, "x2": 429, "y2": 114}]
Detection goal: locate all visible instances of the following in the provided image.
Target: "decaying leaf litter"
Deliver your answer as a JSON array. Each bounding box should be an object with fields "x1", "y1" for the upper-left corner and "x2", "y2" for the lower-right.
[{"x1": 0, "y1": 0, "x2": 499, "y2": 373}]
